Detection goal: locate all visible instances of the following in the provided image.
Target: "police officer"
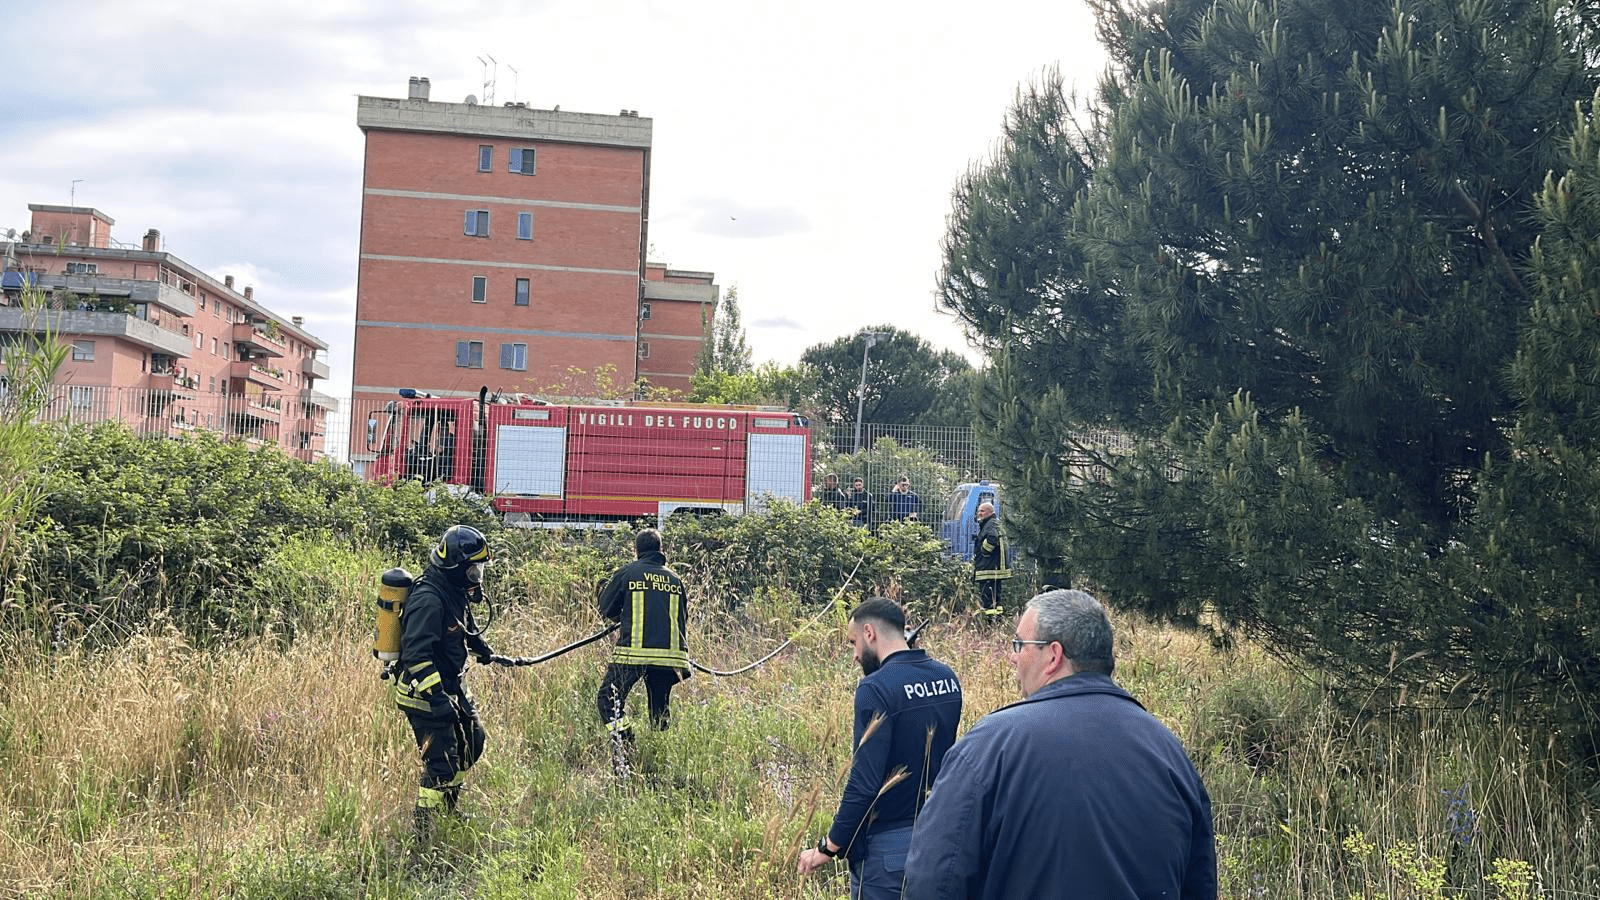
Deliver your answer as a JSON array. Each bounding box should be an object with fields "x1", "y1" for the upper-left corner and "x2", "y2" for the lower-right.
[
  {"x1": 798, "y1": 597, "x2": 963, "y2": 899},
  {"x1": 392, "y1": 524, "x2": 497, "y2": 832},
  {"x1": 973, "y1": 501, "x2": 1011, "y2": 614},
  {"x1": 596, "y1": 528, "x2": 690, "y2": 762}
]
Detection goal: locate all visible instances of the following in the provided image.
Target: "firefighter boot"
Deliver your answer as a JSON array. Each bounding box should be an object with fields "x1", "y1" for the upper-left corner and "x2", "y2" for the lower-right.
[
  {"x1": 415, "y1": 786, "x2": 448, "y2": 838},
  {"x1": 443, "y1": 771, "x2": 467, "y2": 814}
]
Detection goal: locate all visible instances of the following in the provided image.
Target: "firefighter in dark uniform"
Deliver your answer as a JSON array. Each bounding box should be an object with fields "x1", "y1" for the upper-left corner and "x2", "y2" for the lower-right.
[
  {"x1": 392, "y1": 524, "x2": 496, "y2": 831},
  {"x1": 973, "y1": 501, "x2": 1012, "y2": 614},
  {"x1": 596, "y1": 527, "x2": 689, "y2": 755}
]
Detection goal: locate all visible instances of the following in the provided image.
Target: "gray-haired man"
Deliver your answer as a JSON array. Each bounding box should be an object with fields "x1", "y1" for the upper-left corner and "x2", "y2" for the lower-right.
[{"x1": 904, "y1": 589, "x2": 1217, "y2": 899}]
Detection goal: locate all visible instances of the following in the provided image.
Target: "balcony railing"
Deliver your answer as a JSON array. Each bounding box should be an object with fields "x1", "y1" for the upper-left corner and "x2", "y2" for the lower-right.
[
  {"x1": 0, "y1": 306, "x2": 191, "y2": 357},
  {"x1": 232, "y1": 322, "x2": 286, "y2": 358},
  {"x1": 231, "y1": 360, "x2": 286, "y2": 391},
  {"x1": 301, "y1": 354, "x2": 331, "y2": 380}
]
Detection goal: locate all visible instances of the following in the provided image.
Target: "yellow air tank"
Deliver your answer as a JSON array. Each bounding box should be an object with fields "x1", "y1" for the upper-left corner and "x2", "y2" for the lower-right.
[{"x1": 373, "y1": 568, "x2": 414, "y2": 661}]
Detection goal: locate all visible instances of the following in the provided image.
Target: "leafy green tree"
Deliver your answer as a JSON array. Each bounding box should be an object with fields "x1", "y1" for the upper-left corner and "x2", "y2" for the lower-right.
[
  {"x1": 686, "y1": 360, "x2": 816, "y2": 408},
  {"x1": 695, "y1": 284, "x2": 752, "y2": 377},
  {"x1": 798, "y1": 326, "x2": 976, "y2": 428},
  {"x1": 940, "y1": 0, "x2": 1600, "y2": 715}
]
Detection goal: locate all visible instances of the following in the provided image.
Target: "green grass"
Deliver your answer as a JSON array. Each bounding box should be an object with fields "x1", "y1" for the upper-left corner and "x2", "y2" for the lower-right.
[{"x1": 0, "y1": 565, "x2": 1594, "y2": 899}]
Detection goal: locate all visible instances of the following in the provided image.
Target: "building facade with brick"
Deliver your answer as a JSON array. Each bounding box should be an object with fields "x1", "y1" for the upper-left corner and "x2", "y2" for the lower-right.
[
  {"x1": 640, "y1": 263, "x2": 718, "y2": 396},
  {"x1": 0, "y1": 205, "x2": 336, "y2": 460},
  {"x1": 350, "y1": 77, "x2": 715, "y2": 463}
]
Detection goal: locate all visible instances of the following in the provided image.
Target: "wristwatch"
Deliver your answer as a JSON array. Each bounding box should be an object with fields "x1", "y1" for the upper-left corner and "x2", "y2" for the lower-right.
[{"x1": 816, "y1": 836, "x2": 838, "y2": 858}]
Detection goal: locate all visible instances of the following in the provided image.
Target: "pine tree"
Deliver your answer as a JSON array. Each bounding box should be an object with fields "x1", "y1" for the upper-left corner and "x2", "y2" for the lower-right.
[{"x1": 940, "y1": 0, "x2": 1600, "y2": 714}]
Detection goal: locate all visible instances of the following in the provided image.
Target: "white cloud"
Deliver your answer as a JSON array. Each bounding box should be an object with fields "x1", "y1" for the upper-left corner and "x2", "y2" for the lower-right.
[{"x1": 1, "y1": 0, "x2": 1106, "y2": 397}]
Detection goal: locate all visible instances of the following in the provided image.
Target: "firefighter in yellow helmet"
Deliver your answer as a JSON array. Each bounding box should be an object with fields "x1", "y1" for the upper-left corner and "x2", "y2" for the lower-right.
[{"x1": 392, "y1": 524, "x2": 496, "y2": 832}]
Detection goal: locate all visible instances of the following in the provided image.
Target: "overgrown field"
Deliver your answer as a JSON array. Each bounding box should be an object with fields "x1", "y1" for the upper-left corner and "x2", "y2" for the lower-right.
[
  {"x1": 0, "y1": 424, "x2": 1594, "y2": 897},
  {"x1": 1, "y1": 547, "x2": 1594, "y2": 898}
]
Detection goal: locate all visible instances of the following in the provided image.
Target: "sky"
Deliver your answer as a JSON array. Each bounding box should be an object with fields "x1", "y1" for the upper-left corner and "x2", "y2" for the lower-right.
[{"x1": 0, "y1": 0, "x2": 1108, "y2": 400}]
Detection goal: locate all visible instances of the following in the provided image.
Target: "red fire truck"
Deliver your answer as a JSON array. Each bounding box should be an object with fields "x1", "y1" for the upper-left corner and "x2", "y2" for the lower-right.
[{"x1": 365, "y1": 388, "x2": 813, "y2": 526}]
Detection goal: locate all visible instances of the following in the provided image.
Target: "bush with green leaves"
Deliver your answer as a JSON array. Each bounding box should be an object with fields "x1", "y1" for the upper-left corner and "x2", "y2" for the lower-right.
[
  {"x1": 661, "y1": 499, "x2": 972, "y2": 611},
  {"x1": 12, "y1": 423, "x2": 499, "y2": 648}
]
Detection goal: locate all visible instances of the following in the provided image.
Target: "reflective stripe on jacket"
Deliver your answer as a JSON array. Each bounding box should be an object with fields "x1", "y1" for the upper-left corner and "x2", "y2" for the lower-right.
[
  {"x1": 598, "y1": 551, "x2": 689, "y2": 669},
  {"x1": 973, "y1": 517, "x2": 1011, "y2": 580}
]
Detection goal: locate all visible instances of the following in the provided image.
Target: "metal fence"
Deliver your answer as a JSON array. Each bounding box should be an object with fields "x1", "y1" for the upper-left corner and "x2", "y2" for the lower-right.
[
  {"x1": 15, "y1": 388, "x2": 999, "y2": 521},
  {"x1": 16, "y1": 383, "x2": 337, "y2": 463}
]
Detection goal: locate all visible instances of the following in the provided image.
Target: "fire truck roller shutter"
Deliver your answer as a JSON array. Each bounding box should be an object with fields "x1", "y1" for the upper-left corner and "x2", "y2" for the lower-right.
[
  {"x1": 493, "y1": 425, "x2": 568, "y2": 496},
  {"x1": 746, "y1": 432, "x2": 808, "y2": 512}
]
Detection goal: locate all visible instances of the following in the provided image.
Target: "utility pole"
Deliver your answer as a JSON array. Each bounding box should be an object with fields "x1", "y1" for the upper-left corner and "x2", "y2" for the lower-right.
[{"x1": 854, "y1": 331, "x2": 888, "y2": 455}]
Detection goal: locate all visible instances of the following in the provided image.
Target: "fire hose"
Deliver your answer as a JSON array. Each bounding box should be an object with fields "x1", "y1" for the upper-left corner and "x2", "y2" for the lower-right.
[{"x1": 487, "y1": 557, "x2": 876, "y2": 677}]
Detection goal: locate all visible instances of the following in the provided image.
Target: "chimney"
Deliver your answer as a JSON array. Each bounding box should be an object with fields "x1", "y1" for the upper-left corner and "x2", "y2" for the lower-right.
[
  {"x1": 291, "y1": 316, "x2": 304, "y2": 328},
  {"x1": 142, "y1": 229, "x2": 160, "y2": 252},
  {"x1": 408, "y1": 76, "x2": 430, "y2": 101},
  {"x1": 244, "y1": 285, "x2": 253, "y2": 301},
  {"x1": 224, "y1": 274, "x2": 234, "y2": 289}
]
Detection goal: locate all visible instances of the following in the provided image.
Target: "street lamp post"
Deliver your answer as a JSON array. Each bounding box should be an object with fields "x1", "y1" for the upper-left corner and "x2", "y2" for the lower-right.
[{"x1": 854, "y1": 331, "x2": 887, "y2": 455}]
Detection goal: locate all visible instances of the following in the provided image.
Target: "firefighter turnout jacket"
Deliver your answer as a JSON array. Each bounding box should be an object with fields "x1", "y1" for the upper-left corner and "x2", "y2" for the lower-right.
[
  {"x1": 393, "y1": 565, "x2": 491, "y2": 711},
  {"x1": 974, "y1": 516, "x2": 1012, "y2": 583},
  {"x1": 598, "y1": 550, "x2": 689, "y2": 670}
]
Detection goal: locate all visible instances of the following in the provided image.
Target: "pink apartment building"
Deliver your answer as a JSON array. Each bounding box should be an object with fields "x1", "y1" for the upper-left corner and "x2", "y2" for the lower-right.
[
  {"x1": 0, "y1": 205, "x2": 336, "y2": 460},
  {"x1": 350, "y1": 77, "x2": 714, "y2": 464}
]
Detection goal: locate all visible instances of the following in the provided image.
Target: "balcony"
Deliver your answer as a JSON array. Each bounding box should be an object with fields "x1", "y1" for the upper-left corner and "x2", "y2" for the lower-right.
[
  {"x1": 301, "y1": 354, "x2": 330, "y2": 380},
  {"x1": 149, "y1": 372, "x2": 198, "y2": 400},
  {"x1": 0, "y1": 306, "x2": 191, "y2": 357},
  {"x1": 299, "y1": 388, "x2": 338, "y2": 411},
  {"x1": 230, "y1": 359, "x2": 286, "y2": 391},
  {"x1": 232, "y1": 322, "x2": 286, "y2": 358},
  {"x1": 31, "y1": 273, "x2": 198, "y2": 316}
]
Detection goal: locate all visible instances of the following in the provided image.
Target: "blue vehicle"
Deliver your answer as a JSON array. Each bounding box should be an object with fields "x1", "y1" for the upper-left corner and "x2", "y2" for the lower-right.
[{"x1": 939, "y1": 480, "x2": 1006, "y2": 561}]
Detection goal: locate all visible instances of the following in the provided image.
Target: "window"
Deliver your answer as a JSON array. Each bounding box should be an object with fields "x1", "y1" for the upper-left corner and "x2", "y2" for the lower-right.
[
  {"x1": 478, "y1": 145, "x2": 493, "y2": 172},
  {"x1": 472, "y1": 276, "x2": 488, "y2": 303},
  {"x1": 212, "y1": 337, "x2": 218, "y2": 355},
  {"x1": 456, "y1": 341, "x2": 484, "y2": 369},
  {"x1": 464, "y1": 209, "x2": 490, "y2": 236},
  {"x1": 517, "y1": 211, "x2": 534, "y2": 240},
  {"x1": 199, "y1": 295, "x2": 206, "y2": 310},
  {"x1": 500, "y1": 343, "x2": 528, "y2": 371},
  {"x1": 71, "y1": 340, "x2": 95, "y2": 361},
  {"x1": 196, "y1": 331, "x2": 203, "y2": 348},
  {"x1": 515, "y1": 278, "x2": 530, "y2": 307},
  {"x1": 638, "y1": 341, "x2": 650, "y2": 359},
  {"x1": 69, "y1": 386, "x2": 95, "y2": 409},
  {"x1": 509, "y1": 148, "x2": 536, "y2": 174},
  {"x1": 640, "y1": 302, "x2": 652, "y2": 320},
  {"x1": 65, "y1": 262, "x2": 98, "y2": 275},
  {"x1": 209, "y1": 376, "x2": 216, "y2": 392}
]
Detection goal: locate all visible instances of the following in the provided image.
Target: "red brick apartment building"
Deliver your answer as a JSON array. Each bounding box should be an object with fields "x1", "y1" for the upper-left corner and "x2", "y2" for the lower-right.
[
  {"x1": 0, "y1": 205, "x2": 336, "y2": 460},
  {"x1": 350, "y1": 77, "x2": 715, "y2": 465}
]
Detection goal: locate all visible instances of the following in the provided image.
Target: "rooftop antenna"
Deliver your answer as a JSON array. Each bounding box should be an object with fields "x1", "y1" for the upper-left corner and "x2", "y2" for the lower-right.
[
  {"x1": 70, "y1": 179, "x2": 84, "y2": 208},
  {"x1": 506, "y1": 63, "x2": 520, "y2": 103},
  {"x1": 477, "y1": 54, "x2": 497, "y2": 106}
]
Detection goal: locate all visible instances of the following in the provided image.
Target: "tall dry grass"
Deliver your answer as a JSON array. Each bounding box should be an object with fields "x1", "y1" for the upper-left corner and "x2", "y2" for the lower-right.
[{"x1": 1, "y1": 564, "x2": 1595, "y2": 898}]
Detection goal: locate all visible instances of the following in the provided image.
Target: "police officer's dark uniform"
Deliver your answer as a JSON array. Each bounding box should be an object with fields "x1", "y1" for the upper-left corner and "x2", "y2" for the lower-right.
[
  {"x1": 973, "y1": 506, "x2": 1012, "y2": 612},
  {"x1": 596, "y1": 528, "x2": 689, "y2": 740},
  {"x1": 392, "y1": 524, "x2": 496, "y2": 829},
  {"x1": 825, "y1": 601, "x2": 962, "y2": 899}
]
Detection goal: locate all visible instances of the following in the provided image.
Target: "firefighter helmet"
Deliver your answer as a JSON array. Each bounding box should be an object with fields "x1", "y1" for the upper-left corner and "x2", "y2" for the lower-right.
[{"x1": 431, "y1": 525, "x2": 491, "y2": 570}]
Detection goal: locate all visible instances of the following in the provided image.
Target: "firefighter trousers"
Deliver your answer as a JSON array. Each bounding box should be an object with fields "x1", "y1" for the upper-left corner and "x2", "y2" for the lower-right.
[
  {"x1": 403, "y1": 688, "x2": 486, "y2": 811},
  {"x1": 597, "y1": 663, "x2": 682, "y2": 734}
]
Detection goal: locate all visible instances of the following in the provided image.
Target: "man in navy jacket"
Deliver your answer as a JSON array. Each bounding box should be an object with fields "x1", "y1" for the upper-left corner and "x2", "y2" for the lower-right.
[
  {"x1": 798, "y1": 597, "x2": 962, "y2": 899},
  {"x1": 903, "y1": 589, "x2": 1217, "y2": 900}
]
